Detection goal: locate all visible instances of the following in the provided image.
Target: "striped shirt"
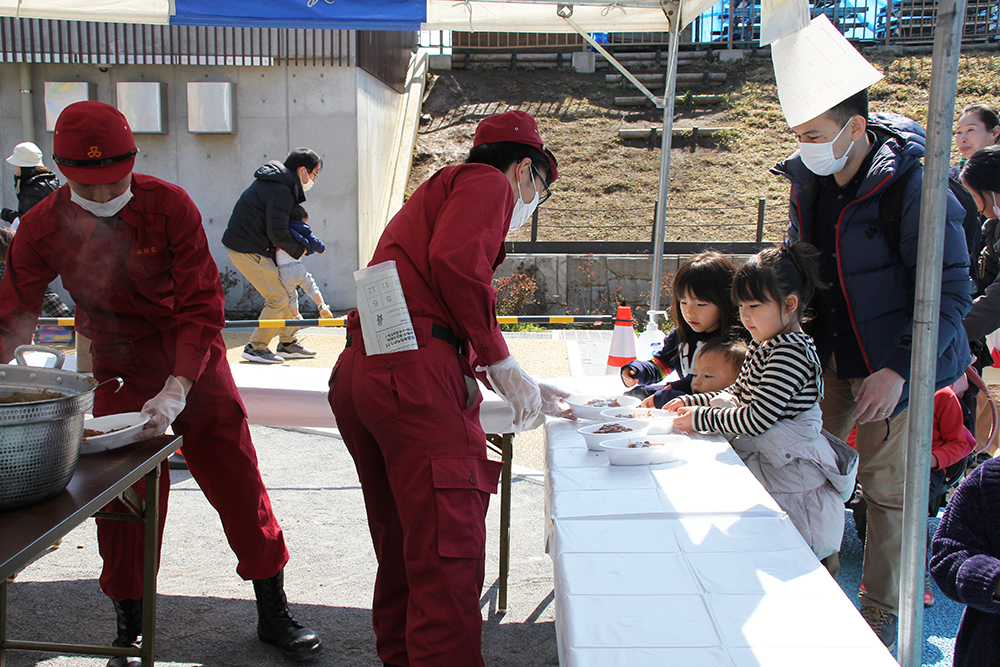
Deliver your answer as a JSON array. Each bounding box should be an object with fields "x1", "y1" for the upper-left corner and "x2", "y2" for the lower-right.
[{"x1": 682, "y1": 331, "x2": 823, "y2": 436}]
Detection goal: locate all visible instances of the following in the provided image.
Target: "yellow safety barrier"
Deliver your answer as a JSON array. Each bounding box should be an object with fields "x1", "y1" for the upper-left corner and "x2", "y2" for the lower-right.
[{"x1": 37, "y1": 315, "x2": 613, "y2": 328}]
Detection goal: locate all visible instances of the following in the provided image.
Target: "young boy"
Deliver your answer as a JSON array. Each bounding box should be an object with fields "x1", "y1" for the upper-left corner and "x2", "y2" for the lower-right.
[
  {"x1": 276, "y1": 205, "x2": 332, "y2": 321},
  {"x1": 690, "y1": 338, "x2": 748, "y2": 394},
  {"x1": 641, "y1": 338, "x2": 747, "y2": 408}
]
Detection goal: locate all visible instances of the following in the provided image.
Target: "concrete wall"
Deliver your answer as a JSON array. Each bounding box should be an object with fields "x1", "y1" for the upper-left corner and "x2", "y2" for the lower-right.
[
  {"x1": 355, "y1": 67, "x2": 406, "y2": 270},
  {"x1": 496, "y1": 253, "x2": 753, "y2": 320},
  {"x1": 0, "y1": 58, "x2": 404, "y2": 314}
]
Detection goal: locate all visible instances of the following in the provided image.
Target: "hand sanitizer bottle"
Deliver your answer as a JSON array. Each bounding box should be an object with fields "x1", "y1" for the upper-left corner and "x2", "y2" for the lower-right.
[{"x1": 636, "y1": 311, "x2": 667, "y2": 361}]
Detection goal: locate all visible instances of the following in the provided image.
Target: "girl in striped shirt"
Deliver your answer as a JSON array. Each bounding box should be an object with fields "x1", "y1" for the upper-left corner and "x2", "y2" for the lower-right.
[{"x1": 667, "y1": 242, "x2": 858, "y2": 565}]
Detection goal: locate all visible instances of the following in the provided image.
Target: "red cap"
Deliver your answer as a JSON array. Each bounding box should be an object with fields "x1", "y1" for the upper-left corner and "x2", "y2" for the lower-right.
[
  {"x1": 473, "y1": 110, "x2": 558, "y2": 183},
  {"x1": 52, "y1": 101, "x2": 137, "y2": 185}
]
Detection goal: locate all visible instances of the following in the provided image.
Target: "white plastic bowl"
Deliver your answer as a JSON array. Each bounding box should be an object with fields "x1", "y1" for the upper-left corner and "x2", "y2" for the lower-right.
[
  {"x1": 599, "y1": 407, "x2": 675, "y2": 433},
  {"x1": 600, "y1": 433, "x2": 687, "y2": 466},
  {"x1": 81, "y1": 412, "x2": 150, "y2": 454},
  {"x1": 577, "y1": 419, "x2": 651, "y2": 451},
  {"x1": 564, "y1": 394, "x2": 641, "y2": 421}
]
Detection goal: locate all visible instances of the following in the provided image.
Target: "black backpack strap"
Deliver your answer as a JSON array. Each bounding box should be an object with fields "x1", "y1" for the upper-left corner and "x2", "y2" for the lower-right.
[{"x1": 876, "y1": 176, "x2": 907, "y2": 255}]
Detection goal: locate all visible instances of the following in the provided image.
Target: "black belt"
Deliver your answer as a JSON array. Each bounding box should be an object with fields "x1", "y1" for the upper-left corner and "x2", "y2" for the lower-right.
[{"x1": 346, "y1": 322, "x2": 461, "y2": 353}]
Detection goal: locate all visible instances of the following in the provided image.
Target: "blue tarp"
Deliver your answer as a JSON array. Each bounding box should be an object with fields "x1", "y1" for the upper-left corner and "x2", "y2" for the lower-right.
[{"x1": 171, "y1": 0, "x2": 425, "y2": 30}]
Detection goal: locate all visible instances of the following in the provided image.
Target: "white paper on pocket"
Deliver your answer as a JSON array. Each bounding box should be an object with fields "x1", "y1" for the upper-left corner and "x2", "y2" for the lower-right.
[{"x1": 354, "y1": 260, "x2": 418, "y2": 356}]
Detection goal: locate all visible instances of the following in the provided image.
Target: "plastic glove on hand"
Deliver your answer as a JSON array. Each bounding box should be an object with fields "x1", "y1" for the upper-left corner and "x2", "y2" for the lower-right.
[
  {"x1": 139, "y1": 376, "x2": 191, "y2": 438},
  {"x1": 540, "y1": 383, "x2": 575, "y2": 420},
  {"x1": 477, "y1": 356, "x2": 541, "y2": 433},
  {"x1": 319, "y1": 305, "x2": 333, "y2": 319}
]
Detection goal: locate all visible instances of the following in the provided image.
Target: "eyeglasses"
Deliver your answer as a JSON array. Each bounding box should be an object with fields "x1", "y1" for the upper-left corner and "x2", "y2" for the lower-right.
[{"x1": 530, "y1": 165, "x2": 552, "y2": 205}]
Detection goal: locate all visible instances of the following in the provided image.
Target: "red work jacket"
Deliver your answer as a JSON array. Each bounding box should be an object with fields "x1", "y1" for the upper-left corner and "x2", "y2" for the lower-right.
[
  {"x1": 0, "y1": 174, "x2": 224, "y2": 381},
  {"x1": 372, "y1": 163, "x2": 513, "y2": 368}
]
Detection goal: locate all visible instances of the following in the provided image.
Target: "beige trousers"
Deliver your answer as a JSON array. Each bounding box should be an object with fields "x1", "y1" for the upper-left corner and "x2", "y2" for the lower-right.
[
  {"x1": 228, "y1": 250, "x2": 297, "y2": 349},
  {"x1": 821, "y1": 355, "x2": 908, "y2": 614}
]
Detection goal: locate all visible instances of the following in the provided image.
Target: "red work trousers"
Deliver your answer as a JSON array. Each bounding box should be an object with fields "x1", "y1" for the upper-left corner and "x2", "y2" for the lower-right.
[
  {"x1": 329, "y1": 320, "x2": 502, "y2": 667},
  {"x1": 92, "y1": 333, "x2": 289, "y2": 601}
]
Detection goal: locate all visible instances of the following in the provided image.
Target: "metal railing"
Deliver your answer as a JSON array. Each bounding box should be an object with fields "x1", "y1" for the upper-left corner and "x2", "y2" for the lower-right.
[{"x1": 503, "y1": 198, "x2": 775, "y2": 255}]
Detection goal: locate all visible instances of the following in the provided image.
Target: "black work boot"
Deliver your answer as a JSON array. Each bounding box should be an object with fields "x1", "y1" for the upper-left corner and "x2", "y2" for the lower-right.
[
  {"x1": 107, "y1": 598, "x2": 142, "y2": 667},
  {"x1": 253, "y1": 569, "x2": 323, "y2": 661}
]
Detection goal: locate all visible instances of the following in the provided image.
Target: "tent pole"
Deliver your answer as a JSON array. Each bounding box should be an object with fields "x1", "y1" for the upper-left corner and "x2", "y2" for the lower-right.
[
  {"x1": 649, "y1": 12, "x2": 680, "y2": 312},
  {"x1": 897, "y1": 0, "x2": 967, "y2": 663}
]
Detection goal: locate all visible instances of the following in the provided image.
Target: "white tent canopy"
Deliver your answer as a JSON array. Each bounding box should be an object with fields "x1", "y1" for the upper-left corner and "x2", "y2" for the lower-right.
[
  {"x1": 424, "y1": 1, "x2": 670, "y2": 32},
  {"x1": 423, "y1": 0, "x2": 719, "y2": 32},
  {"x1": 0, "y1": 0, "x2": 170, "y2": 24}
]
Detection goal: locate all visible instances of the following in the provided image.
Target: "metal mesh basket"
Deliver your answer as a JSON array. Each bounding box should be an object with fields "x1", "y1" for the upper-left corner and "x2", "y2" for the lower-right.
[
  {"x1": 0, "y1": 410, "x2": 88, "y2": 510},
  {"x1": 0, "y1": 349, "x2": 98, "y2": 511}
]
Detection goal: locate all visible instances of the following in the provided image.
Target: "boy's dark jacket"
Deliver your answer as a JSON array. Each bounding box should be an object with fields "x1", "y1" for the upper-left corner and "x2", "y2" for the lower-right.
[
  {"x1": 288, "y1": 219, "x2": 325, "y2": 255},
  {"x1": 771, "y1": 112, "x2": 972, "y2": 413}
]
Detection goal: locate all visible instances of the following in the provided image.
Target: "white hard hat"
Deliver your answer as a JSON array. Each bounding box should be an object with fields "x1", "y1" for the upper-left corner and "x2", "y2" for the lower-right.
[{"x1": 6, "y1": 141, "x2": 44, "y2": 168}]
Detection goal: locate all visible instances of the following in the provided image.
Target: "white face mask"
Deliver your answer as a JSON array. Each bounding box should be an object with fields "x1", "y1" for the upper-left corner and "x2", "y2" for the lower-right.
[
  {"x1": 992, "y1": 192, "x2": 1000, "y2": 219},
  {"x1": 798, "y1": 120, "x2": 856, "y2": 176},
  {"x1": 508, "y1": 167, "x2": 539, "y2": 232},
  {"x1": 301, "y1": 176, "x2": 315, "y2": 192},
  {"x1": 70, "y1": 187, "x2": 133, "y2": 218}
]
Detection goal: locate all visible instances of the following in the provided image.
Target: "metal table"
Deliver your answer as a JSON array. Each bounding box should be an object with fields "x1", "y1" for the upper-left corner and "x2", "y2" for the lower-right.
[{"x1": 0, "y1": 434, "x2": 181, "y2": 667}]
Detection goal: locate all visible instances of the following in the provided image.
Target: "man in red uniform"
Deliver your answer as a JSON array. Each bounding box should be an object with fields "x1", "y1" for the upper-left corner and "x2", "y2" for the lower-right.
[
  {"x1": 0, "y1": 101, "x2": 322, "y2": 665},
  {"x1": 329, "y1": 110, "x2": 570, "y2": 667}
]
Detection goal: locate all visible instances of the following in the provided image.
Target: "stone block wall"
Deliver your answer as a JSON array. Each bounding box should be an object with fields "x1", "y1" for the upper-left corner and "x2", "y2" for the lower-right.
[{"x1": 496, "y1": 253, "x2": 753, "y2": 322}]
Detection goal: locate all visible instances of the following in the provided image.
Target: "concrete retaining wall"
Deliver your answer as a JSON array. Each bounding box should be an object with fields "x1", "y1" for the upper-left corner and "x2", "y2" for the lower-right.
[{"x1": 497, "y1": 253, "x2": 752, "y2": 319}]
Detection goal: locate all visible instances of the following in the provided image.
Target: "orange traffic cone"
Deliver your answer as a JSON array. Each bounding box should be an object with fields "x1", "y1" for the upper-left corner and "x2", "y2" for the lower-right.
[{"x1": 606, "y1": 306, "x2": 637, "y2": 375}]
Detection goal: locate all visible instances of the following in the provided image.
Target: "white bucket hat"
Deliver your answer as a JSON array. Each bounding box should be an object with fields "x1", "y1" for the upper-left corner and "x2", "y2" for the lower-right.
[{"x1": 6, "y1": 141, "x2": 44, "y2": 168}]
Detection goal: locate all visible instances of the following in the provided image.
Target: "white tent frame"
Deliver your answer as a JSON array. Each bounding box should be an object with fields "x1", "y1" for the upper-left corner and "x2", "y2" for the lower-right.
[{"x1": 0, "y1": 0, "x2": 966, "y2": 662}]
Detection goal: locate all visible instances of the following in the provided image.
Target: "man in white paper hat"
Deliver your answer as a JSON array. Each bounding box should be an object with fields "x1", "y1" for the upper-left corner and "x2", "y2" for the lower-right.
[{"x1": 770, "y1": 17, "x2": 972, "y2": 651}]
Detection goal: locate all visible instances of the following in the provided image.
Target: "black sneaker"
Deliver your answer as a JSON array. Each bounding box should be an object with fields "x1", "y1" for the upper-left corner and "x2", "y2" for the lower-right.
[
  {"x1": 276, "y1": 341, "x2": 317, "y2": 359},
  {"x1": 860, "y1": 605, "x2": 897, "y2": 651},
  {"x1": 242, "y1": 344, "x2": 284, "y2": 364}
]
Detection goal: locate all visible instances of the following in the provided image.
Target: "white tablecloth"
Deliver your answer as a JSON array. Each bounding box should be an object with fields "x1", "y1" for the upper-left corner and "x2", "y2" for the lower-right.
[
  {"x1": 19, "y1": 350, "x2": 531, "y2": 435},
  {"x1": 545, "y1": 376, "x2": 896, "y2": 667},
  {"x1": 229, "y1": 363, "x2": 539, "y2": 435}
]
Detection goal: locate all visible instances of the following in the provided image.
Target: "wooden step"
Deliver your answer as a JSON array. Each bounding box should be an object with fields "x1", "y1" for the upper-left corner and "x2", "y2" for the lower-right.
[
  {"x1": 615, "y1": 94, "x2": 725, "y2": 106},
  {"x1": 619, "y1": 126, "x2": 735, "y2": 139},
  {"x1": 607, "y1": 72, "x2": 727, "y2": 85},
  {"x1": 449, "y1": 50, "x2": 712, "y2": 70}
]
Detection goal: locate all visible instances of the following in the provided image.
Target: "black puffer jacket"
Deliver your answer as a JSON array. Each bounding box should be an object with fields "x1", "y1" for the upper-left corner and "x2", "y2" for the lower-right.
[
  {"x1": 222, "y1": 161, "x2": 306, "y2": 260},
  {"x1": 1, "y1": 170, "x2": 60, "y2": 223}
]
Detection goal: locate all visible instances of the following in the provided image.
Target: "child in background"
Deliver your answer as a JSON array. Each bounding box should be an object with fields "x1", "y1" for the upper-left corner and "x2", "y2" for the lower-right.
[
  {"x1": 621, "y1": 251, "x2": 738, "y2": 408},
  {"x1": 680, "y1": 338, "x2": 747, "y2": 398},
  {"x1": 929, "y1": 456, "x2": 1000, "y2": 667},
  {"x1": 277, "y1": 205, "x2": 333, "y2": 320},
  {"x1": 667, "y1": 242, "x2": 858, "y2": 569}
]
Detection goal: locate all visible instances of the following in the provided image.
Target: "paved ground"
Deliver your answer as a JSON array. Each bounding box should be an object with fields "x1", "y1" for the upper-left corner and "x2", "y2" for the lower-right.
[{"x1": 3, "y1": 328, "x2": 967, "y2": 666}]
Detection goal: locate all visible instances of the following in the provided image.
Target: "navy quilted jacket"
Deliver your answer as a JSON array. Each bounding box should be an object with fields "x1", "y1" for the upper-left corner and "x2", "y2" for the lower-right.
[{"x1": 772, "y1": 113, "x2": 972, "y2": 413}]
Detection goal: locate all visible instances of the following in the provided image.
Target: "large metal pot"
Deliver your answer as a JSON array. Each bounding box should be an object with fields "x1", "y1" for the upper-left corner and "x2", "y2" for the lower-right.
[{"x1": 0, "y1": 345, "x2": 99, "y2": 511}]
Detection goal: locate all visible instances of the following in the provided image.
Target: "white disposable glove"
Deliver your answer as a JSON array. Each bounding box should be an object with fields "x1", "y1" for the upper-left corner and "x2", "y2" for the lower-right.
[
  {"x1": 319, "y1": 304, "x2": 333, "y2": 319},
  {"x1": 139, "y1": 376, "x2": 191, "y2": 438},
  {"x1": 477, "y1": 356, "x2": 541, "y2": 433},
  {"x1": 540, "y1": 383, "x2": 575, "y2": 420}
]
